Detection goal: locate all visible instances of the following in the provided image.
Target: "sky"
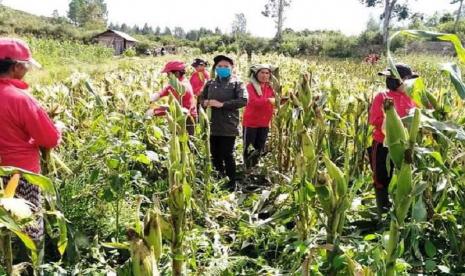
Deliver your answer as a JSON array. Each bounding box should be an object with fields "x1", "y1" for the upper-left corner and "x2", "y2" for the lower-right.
[{"x1": 2, "y1": 0, "x2": 457, "y2": 37}]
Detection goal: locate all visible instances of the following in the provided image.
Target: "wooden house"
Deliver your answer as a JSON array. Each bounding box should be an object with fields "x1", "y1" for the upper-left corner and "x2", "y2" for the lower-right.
[{"x1": 93, "y1": 29, "x2": 138, "y2": 55}]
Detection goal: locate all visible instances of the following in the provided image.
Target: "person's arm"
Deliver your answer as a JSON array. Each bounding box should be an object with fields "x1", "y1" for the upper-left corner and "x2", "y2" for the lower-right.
[
  {"x1": 222, "y1": 81, "x2": 248, "y2": 110},
  {"x1": 190, "y1": 74, "x2": 202, "y2": 96},
  {"x1": 368, "y1": 94, "x2": 384, "y2": 129},
  {"x1": 246, "y1": 84, "x2": 273, "y2": 108},
  {"x1": 150, "y1": 86, "x2": 171, "y2": 102},
  {"x1": 199, "y1": 81, "x2": 210, "y2": 108},
  {"x1": 19, "y1": 96, "x2": 60, "y2": 149}
]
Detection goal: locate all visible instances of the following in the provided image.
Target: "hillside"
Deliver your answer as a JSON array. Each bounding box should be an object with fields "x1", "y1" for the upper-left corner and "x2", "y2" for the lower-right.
[{"x1": 0, "y1": 5, "x2": 102, "y2": 40}]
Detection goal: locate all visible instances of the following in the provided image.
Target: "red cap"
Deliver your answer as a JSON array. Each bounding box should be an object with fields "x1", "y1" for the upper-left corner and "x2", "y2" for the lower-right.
[
  {"x1": 0, "y1": 38, "x2": 41, "y2": 68},
  {"x1": 161, "y1": 60, "x2": 185, "y2": 73}
]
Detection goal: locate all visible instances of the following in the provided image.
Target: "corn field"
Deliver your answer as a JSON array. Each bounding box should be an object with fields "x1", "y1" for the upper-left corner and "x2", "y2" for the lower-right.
[{"x1": 2, "y1": 32, "x2": 465, "y2": 275}]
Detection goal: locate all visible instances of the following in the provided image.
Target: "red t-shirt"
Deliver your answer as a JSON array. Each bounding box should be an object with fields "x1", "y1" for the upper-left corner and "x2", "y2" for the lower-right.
[
  {"x1": 243, "y1": 83, "x2": 275, "y2": 128},
  {"x1": 369, "y1": 90, "x2": 416, "y2": 143},
  {"x1": 189, "y1": 70, "x2": 210, "y2": 96},
  {"x1": 0, "y1": 78, "x2": 60, "y2": 173},
  {"x1": 159, "y1": 78, "x2": 197, "y2": 118}
]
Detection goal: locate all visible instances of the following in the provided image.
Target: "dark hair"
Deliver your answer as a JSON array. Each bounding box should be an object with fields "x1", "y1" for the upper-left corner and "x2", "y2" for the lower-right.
[
  {"x1": 172, "y1": 70, "x2": 186, "y2": 78},
  {"x1": 0, "y1": 59, "x2": 15, "y2": 74},
  {"x1": 386, "y1": 77, "x2": 401, "y2": 91}
]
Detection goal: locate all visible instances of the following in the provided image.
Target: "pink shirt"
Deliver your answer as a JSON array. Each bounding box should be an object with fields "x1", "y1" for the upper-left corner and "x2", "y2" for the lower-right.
[
  {"x1": 189, "y1": 70, "x2": 210, "y2": 96},
  {"x1": 0, "y1": 78, "x2": 60, "y2": 173},
  {"x1": 369, "y1": 90, "x2": 416, "y2": 143}
]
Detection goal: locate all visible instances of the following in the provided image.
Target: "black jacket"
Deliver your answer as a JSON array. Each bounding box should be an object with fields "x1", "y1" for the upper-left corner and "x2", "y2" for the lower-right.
[{"x1": 200, "y1": 76, "x2": 248, "y2": 136}]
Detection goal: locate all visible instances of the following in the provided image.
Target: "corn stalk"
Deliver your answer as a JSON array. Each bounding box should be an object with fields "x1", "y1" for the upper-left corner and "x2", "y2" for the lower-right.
[
  {"x1": 166, "y1": 95, "x2": 194, "y2": 276},
  {"x1": 383, "y1": 99, "x2": 421, "y2": 276},
  {"x1": 198, "y1": 106, "x2": 212, "y2": 207}
]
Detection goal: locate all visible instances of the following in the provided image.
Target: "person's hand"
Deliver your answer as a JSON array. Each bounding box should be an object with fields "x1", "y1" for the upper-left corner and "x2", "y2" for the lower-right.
[
  {"x1": 145, "y1": 109, "x2": 155, "y2": 117},
  {"x1": 150, "y1": 93, "x2": 160, "y2": 102},
  {"x1": 268, "y1": 98, "x2": 276, "y2": 105},
  {"x1": 206, "y1": 99, "x2": 224, "y2": 108},
  {"x1": 54, "y1": 121, "x2": 66, "y2": 133}
]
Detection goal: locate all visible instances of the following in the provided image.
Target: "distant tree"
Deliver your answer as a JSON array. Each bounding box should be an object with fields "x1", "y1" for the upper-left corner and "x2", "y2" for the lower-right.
[
  {"x1": 174, "y1": 26, "x2": 186, "y2": 38},
  {"x1": 452, "y1": 0, "x2": 464, "y2": 33},
  {"x1": 120, "y1": 23, "x2": 130, "y2": 33},
  {"x1": 238, "y1": 35, "x2": 267, "y2": 61},
  {"x1": 440, "y1": 12, "x2": 455, "y2": 23},
  {"x1": 68, "y1": 0, "x2": 107, "y2": 28},
  {"x1": 154, "y1": 26, "x2": 161, "y2": 35},
  {"x1": 68, "y1": 0, "x2": 85, "y2": 25},
  {"x1": 262, "y1": 0, "x2": 292, "y2": 41},
  {"x1": 186, "y1": 30, "x2": 199, "y2": 41},
  {"x1": 52, "y1": 9, "x2": 60, "y2": 18},
  {"x1": 214, "y1": 27, "x2": 222, "y2": 35},
  {"x1": 360, "y1": 0, "x2": 410, "y2": 44},
  {"x1": 132, "y1": 24, "x2": 141, "y2": 34},
  {"x1": 409, "y1": 12, "x2": 425, "y2": 29},
  {"x1": 366, "y1": 15, "x2": 380, "y2": 31},
  {"x1": 231, "y1": 13, "x2": 247, "y2": 36},
  {"x1": 163, "y1": 27, "x2": 172, "y2": 36},
  {"x1": 142, "y1": 23, "x2": 153, "y2": 35}
]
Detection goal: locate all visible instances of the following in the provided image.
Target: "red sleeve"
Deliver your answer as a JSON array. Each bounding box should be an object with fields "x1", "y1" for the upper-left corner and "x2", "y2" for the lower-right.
[
  {"x1": 369, "y1": 93, "x2": 385, "y2": 129},
  {"x1": 181, "y1": 83, "x2": 195, "y2": 110},
  {"x1": 159, "y1": 86, "x2": 171, "y2": 98},
  {"x1": 246, "y1": 84, "x2": 271, "y2": 108},
  {"x1": 190, "y1": 73, "x2": 203, "y2": 96},
  {"x1": 19, "y1": 95, "x2": 60, "y2": 149}
]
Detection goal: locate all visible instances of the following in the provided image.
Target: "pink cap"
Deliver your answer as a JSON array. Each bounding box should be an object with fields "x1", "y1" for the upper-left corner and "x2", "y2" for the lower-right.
[
  {"x1": 161, "y1": 60, "x2": 185, "y2": 73},
  {"x1": 0, "y1": 38, "x2": 41, "y2": 68}
]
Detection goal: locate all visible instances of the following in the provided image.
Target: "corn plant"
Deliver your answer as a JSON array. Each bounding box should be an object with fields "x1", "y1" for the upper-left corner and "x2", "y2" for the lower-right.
[
  {"x1": 382, "y1": 99, "x2": 421, "y2": 276},
  {"x1": 103, "y1": 196, "x2": 163, "y2": 276},
  {"x1": 166, "y1": 95, "x2": 195, "y2": 275},
  {"x1": 0, "y1": 167, "x2": 67, "y2": 275}
]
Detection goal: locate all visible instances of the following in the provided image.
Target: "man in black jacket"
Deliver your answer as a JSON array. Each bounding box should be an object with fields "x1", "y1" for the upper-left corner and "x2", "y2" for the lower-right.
[{"x1": 200, "y1": 55, "x2": 248, "y2": 190}]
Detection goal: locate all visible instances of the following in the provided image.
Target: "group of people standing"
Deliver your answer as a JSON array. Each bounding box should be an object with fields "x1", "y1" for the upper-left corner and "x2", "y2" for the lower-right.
[
  {"x1": 148, "y1": 54, "x2": 277, "y2": 190},
  {"x1": 0, "y1": 37, "x2": 421, "y2": 264}
]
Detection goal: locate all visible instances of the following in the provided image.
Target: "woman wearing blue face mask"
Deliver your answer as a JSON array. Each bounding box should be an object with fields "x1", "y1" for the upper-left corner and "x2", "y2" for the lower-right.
[{"x1": 200, "y1": 55, "x2": 248, "y2": 191}]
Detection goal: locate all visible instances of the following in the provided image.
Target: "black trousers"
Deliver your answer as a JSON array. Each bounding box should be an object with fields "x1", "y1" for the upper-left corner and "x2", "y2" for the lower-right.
[
  {"x1": 243, "y1": 127, "x2": 269, "y2": 168},
  {"x1": 367, "y1": 141, "x2": 394, "y2": 214},
  {"x1": 186, "y1": 116, "x2": 195, "y2": 136},
  {"x1": 210, "y1": 136, "x2": 236, "y2": 185}
]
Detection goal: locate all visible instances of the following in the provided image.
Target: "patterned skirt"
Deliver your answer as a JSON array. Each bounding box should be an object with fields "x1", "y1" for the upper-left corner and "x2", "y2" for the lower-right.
[{"x1": 2, "y1": 176, "x2": 44, "y2": 242}]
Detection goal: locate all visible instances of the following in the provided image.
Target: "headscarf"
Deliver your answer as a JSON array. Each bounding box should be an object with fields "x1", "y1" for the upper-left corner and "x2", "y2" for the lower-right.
[{"x1": 249, "y1": 64, "x2": 279, "y2": 96}]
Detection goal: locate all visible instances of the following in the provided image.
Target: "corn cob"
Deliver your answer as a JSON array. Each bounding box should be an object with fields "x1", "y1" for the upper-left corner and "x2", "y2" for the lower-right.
[
  {"x1": 127, "y1": 229, "x2": 159, "y2": 276},
  {"x1": 323, "y1": 156, "x2": 347, "y2": 199},
  {"x1": 383, "y1": 98, "x2": 408, "y2": 169},
  {"x1": 315, "y1": 173, "x2": 335, "y2": 215},
  {"x1": 394, "y1": 163, "x2": 413, "y2": 224},
  {"x1": 144, "y1": 209, "x2": 163, "y2": 261},
  {"x1": 408, "y1": 108, "x2": 421, "y2": 145}
]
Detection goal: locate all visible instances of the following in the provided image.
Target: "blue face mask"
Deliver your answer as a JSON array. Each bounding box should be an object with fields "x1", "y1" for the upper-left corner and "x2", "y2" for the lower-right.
[{"x1": 216, "y1": 67, "x2": 231, "y2": 78}]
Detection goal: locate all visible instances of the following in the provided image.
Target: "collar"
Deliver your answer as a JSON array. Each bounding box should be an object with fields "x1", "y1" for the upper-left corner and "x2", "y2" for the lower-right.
[{"x1": 0, "y1": 77, "x2": 29, "y2": 90}]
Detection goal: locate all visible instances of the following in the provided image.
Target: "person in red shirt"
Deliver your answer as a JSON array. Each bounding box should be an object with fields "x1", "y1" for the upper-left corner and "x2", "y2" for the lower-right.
[
  {"x1": 368, "y1": 63, "x2": 418, "y2": 215},
  {"x1": 148, "y1": 60, "x2": 197, "y2": 135},
  {"x1": 0, "y1": 38, "x2": 60, "y2": 245},
  {"x1": 242, "y1": 64, "x2": 277, "y2": 168},
  {"x1": 190, "y1": 58, "x2": 210, "y2": 96}
]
